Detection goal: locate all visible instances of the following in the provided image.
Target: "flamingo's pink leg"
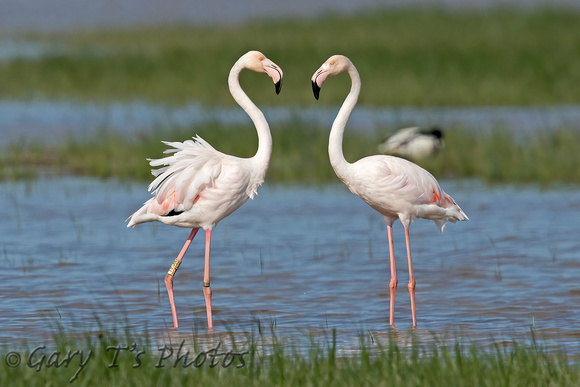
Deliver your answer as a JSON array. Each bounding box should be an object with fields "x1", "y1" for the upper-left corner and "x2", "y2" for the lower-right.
[
  {"x1": 165, "y1": 228, "x2": 199, "y2": 329},
  {"x1": 404, "y1": 225, "x2": 417, "y2": 328},
  {"x1": 387, "y1": 224, "x2": 398, "y2": 327},
  {"x1": 203, "y1": 230, "x2": 213, "y2": 331}
]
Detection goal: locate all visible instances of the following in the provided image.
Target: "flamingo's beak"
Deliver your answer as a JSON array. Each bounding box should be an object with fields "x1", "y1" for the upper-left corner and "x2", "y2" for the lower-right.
[
  {"x1": 312, "y1": 80, "x2": 321, "y2": 100},
  {"x1": 263, "y1": 58, "x2": 283, "y2": 95},
  {"x1": 311, "y1": 64, "x2": 330, "y2": 100}
]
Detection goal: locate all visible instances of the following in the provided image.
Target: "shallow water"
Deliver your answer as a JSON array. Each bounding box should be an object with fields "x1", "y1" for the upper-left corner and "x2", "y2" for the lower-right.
[
  {"x1": 2, "y1": 100, "x2": 580, "y2": 146},
  {"x1": 0, "y1": 177, "x2": 579, "y2": 354}
]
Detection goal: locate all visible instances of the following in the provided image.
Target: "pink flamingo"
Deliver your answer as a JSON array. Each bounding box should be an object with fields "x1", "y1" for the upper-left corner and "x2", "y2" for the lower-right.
[
  {"x1": 311, "y1": 55, "x2": 467, "y2": 328},
  {"x1": 128, "y1": 51, "x2": 283, "y2": 330}
]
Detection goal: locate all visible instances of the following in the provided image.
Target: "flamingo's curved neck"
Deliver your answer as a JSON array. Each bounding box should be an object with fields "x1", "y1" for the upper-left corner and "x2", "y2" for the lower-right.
[
  {"x1": 228, "y1": 60, "x2": 272, "y2": 177},
  {"x1": 329, "y1": 66, "x2": 360, "y2": 180}
]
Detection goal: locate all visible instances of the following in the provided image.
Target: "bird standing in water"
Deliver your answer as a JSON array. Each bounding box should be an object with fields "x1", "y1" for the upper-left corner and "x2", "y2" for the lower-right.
[
  {"x1": 311, "y1": 55, "x2": 467, "y2": 328},
  {"x1": 128, "y1": 51, "x2": 283, "y2": 330}
]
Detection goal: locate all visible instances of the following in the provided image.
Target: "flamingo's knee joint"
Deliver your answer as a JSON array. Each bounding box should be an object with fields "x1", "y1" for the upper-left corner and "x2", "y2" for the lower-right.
[{"x1": 164, "y1": 273, "x2": 174, "y2": 286}]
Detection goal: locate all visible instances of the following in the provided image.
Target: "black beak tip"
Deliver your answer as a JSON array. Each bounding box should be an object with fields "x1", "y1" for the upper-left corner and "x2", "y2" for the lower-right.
[
  {"x1": 275, "y1": 79, "x2": 282, "y2": 95},
  {"x1": 312, "y1": 80, "x2": 320, "y2": 100}
]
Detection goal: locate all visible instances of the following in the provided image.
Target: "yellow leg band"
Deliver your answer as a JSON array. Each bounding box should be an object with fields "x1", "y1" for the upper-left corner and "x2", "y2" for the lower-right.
[{"x1": 167, "y1": 258, "x2": 182, "y2": 277}]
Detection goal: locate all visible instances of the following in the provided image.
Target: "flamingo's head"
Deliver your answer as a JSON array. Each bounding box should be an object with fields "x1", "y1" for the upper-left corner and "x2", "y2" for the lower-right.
[
  {"x1": 311, "y1": 55, "x2": 352, "y2": 100},
  {"x1": 242, "y1": 50, "x2": 283, "y2": 94}
]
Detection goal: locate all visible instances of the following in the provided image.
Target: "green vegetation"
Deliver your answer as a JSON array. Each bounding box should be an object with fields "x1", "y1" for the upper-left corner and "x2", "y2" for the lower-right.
[
  {"x1": 421, "y1": 129, "x2": 580, "y2": 186},
  {"x1": 2, "y1": 9, "x2": 580, "y2": 185},
  {"x1": 2, "y1": 124, "x2": 580, "y2": 186},
  {"x1": 1, "y1": 9, "x2": 580, "y2": 106},
  {"x1": 2, "y1": 326, "x2": 578, "y2": 386},
  {"x1": 0, "y1": 123, "x2": 364, "y2": 183}
]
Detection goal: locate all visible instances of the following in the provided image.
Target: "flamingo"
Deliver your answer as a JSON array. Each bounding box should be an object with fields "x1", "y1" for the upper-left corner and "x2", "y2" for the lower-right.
[
  {"x1": 378, "y1": 126, "x2": 444, "y2": 160},
  {"x1": 127, "y1": 51, "x2": 283, "y2": 330},
  {"x1": 311, "y1": 55, "x2": 467, "y2": 328}
]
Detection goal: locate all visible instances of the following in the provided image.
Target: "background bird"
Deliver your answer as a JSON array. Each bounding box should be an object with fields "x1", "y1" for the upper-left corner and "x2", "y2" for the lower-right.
[
  {"x1": 127, "y1": 50, "x2": 283, "y2": 330},
  {"x1": 378, "y1": 126, "x2": 444, "y2": 160},
  {"x1": 312, "y1": 54, "x2": 467, "y2": 328}
]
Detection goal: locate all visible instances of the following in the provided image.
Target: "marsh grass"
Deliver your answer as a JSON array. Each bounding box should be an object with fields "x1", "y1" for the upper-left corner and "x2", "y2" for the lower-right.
[
  {"x1": 2, "y1": 323, "x2": 579, "y2": 386},
  {"x1": 2, "y1": 9, "x2": 580, "y2": 106},
  {"x1": 421, "y1": 128, "x2": 580, "y2": 186},
  {"x1": 3, "y1": 124, "x2": 580, "y2": 185},
  {"x1": 0, "y1": 123, "x2": 369, "y2": 184}
]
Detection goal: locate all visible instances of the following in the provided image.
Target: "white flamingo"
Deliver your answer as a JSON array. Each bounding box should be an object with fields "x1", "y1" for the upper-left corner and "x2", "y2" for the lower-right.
[
  {"x1": 128, "y1": 51, "x2": 283, "y2": 330},
  {"x1": 311, "y1": 55, "x2": 467, "y2": 328}
]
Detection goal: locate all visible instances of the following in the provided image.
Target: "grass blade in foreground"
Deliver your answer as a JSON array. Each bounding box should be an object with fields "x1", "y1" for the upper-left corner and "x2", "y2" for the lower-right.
[{"x1": 1, "y1": 326, "x2": 578, "y2": 386}]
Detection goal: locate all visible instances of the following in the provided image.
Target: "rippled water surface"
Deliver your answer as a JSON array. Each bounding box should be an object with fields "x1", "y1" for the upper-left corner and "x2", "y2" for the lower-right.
[{"x1": 0, "y1": 178, "x2": 579, "y2": 353}]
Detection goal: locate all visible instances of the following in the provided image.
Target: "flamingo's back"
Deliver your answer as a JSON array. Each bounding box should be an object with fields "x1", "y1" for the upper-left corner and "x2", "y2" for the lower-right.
[{"x1": 343, "y1": 155, "x2": 468, "y2": 231}]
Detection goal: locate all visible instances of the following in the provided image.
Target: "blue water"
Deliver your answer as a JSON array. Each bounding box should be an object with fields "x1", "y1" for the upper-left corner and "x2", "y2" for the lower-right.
[
  {"x1": 2, "y1": 100, "x2": 580, "y2": 146},
  {"x1": 0, "y1": 177, "x2": 579, "y2": 353}
]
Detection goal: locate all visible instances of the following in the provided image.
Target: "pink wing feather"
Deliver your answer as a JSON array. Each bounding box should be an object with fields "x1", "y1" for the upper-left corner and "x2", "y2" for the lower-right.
[
  {"x1": 126, "y1": 135, "x2": 225, "y2": 227},
  {"x1": 147, "y1": 135, "x2": 224, "y2": 216}
]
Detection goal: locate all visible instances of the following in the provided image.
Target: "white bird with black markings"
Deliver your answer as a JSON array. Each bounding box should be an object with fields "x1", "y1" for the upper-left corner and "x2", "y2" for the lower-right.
[{"x1": 378, "y1": 126, "x2": 444, "y2": 160}]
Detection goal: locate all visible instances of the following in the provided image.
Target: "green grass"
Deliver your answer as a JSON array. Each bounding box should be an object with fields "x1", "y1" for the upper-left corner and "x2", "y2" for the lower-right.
[
  {"x1": 420, "y1": 129, "x2": 580, "y2": 186},
  {"x1": 0, "y1": 123, "x2": 368, "y2": 184},
  {"x1": 2, "y1": 326, "x2": 578, "y2": 386},
  {"x1": 3, "y1": 9, "x2": 580, "y2": 185},
  {"x1": 2, "y1": 9, "x2": 580, "y2": 106},
  {"x1": 2, "y1": 124, "x2": 580, "y2": 186}
]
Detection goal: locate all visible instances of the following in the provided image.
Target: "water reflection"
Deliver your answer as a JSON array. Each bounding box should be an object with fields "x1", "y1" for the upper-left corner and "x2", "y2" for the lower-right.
[{"x1": 0, "y1": 178, "x2": 578, "y2": 353}]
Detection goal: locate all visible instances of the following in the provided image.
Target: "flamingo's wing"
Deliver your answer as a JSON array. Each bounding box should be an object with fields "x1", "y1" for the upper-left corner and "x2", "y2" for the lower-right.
[
  {"x1": 355, "y1": 156, "x2": 443, "y2": 206},
  {"x1": 373, "y1": 157, "x2": 466, "y2": 229},
  {"x1": 146, "y1": 135, "x2": 225, "y2": 215}
]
